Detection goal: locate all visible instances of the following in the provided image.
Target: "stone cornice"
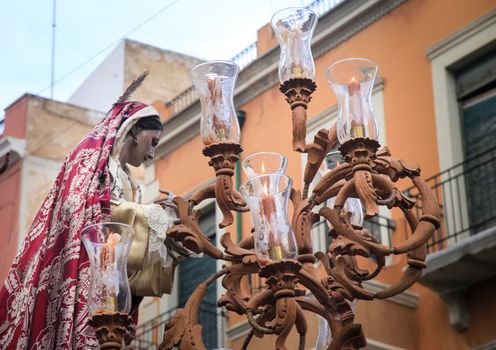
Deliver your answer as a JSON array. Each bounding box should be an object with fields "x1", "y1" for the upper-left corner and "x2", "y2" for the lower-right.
[
  {"x1": 425, "y1": 7, "x2": 496, "y2": 61},
  {"x1": 156, "y1": 0, "x2": 407, "y2": 159}
]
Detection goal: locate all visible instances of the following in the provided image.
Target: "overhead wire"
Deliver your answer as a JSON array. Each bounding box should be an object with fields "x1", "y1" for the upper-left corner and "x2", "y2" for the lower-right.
[
  {"x1": 1, "y1": 0, "x2": 181, "y2": 120},
  {"x1": 49, "y1": 0, "x2": 181, "y2": 92},
  {"x1": 1, "y1": 0, "x2": 182, "y2": 159}
]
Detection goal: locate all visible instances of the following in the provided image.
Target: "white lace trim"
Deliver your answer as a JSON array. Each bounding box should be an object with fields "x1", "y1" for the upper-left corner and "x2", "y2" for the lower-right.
[{"x1": 142, "y1": 204, "x2": 177, "y2": 268}]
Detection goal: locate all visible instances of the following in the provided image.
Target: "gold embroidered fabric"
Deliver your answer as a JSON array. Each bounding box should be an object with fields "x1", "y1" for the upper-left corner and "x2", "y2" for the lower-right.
[{"x1": 111, "y1": 202, "x2": 175, "y2": 296}]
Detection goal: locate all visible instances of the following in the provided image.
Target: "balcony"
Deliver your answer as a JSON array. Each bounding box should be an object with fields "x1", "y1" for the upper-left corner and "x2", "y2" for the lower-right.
[{"x1": 403, "y1": 146, "x2": 496, "y2": 330}]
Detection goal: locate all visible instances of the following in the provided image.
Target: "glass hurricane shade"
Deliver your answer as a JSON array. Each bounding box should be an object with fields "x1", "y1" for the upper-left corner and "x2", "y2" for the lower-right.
[
  {"x1": 315, "y1": 314, "x2": 332, "y2": 350},
  {"x1": 81, "y1": 222, "x2": 134, "y2": 315},
  {"x1": 240, "y1": 174, "x2": 298, "y2": 263},
  {"x1": 272, "y1": 7, "x2": 318, "y2": 83},
  {"x1": 242, "y1": 152, "x2": 288, "y2": 179},
  {"x1": 325, "y1": 58, "x2": 379, "y2": 144},
  {"x1": 313, "y1": 300, "x2": 357, "y2": 350},
  {"x1": 190, "y1": 61, "x2": 241, "y2": 146}
]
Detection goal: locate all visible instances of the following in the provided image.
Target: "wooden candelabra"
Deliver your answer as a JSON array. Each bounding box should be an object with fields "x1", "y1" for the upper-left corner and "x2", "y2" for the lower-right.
[{"x1": 156, "y1": 77, "x2": 441, "y2": 350}]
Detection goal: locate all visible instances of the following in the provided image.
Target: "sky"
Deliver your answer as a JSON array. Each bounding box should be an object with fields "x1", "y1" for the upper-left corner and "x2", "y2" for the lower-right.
[{"x1": 0, "y1": 0, "x2": 316, "y2": 115}]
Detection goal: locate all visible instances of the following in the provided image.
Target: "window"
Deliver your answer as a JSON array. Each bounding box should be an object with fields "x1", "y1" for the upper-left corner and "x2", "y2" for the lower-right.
[
  {"x1": 427, "y1": 10, "x2": 496, "y2": 247},
  {"x1": 178, "y1": 202, "x2": 219, "y2": 349},
  {"x1": 428, "y1": 9, "x2": 496, "y2": 170},
  {"x1": 456, "y1": 49, "x2": 496, "y2": 235}
]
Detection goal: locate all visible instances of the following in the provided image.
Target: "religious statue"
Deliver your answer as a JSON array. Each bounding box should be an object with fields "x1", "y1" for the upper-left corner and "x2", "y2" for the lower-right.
[{"x1": 0, "y1": 72, "x2": 185, "y2": 349}]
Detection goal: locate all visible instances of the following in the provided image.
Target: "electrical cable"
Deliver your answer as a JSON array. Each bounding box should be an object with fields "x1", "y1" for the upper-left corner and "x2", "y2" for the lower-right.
[{"x1": 1, "y1": 0, "x2": 181, "y2": 119}]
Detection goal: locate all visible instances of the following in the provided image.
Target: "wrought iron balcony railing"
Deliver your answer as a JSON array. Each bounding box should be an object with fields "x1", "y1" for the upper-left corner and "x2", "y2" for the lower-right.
[
  {"x1": 134, "y1": 301, "x2": 224, "y2": 349},
  {"x1": 404, "y1": 146, "x2": 496, "y2": 253}
]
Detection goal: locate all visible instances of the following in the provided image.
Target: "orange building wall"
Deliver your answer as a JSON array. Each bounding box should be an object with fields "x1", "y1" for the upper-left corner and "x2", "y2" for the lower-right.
[
  {"x1": 155, "y1": 135, "x2": 214, "y2": 196},
  {"x1": 0, "y1": 162, "x2": 21, "y2": 283},
  {"x1": 466, "y1": 278, "x2": 496, "y2": 347},
  {"x1": 257, "y1": 22, "x2": 278, "y2": 57},
  {"x1": 154, "y1": 0, "x2": 496, "y2": 349},
  {"x1": 355, "y1": 299, "x2": 419, "y2": 349}
]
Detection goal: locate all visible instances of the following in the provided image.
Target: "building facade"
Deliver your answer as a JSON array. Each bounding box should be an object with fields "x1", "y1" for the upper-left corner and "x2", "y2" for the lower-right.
[
  {"x1": 150, "y1": 0, "x2": 496, "y2": 349},
  {"x1": 1, "y1": 0, "x2": 496, "y2": 349}
]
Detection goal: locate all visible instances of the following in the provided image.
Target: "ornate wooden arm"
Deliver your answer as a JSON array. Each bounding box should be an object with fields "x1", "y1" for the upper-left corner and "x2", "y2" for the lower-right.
[
  {"x1": 159, "y1": 136, "x2": 440, "y2": 350},
  {"x1": 202, "y1": 142, "x2": 247, "y2": 228},
  {"x1": 280, "y1": 78, "x2": 317, "y2": 153}
]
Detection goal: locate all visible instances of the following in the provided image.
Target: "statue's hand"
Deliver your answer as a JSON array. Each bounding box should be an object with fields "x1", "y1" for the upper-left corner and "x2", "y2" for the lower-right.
[
  {"x1": 155, "y1": 192, "x2": 180, "y2": 227},
  {"x1": 155, "y1": 191, "x2": 176, "y2": 209}
]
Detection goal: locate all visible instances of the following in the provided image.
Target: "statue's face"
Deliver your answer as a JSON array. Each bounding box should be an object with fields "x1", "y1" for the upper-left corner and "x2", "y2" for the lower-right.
[{"x1": 128, "y1": 129, "x2": 161, "y2": 167}]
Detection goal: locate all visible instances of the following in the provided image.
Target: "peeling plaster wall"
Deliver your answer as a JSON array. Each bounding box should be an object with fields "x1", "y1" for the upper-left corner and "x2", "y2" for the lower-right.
[
  {"x1": 17, "y1": 96, "x2": 103, "y2": 242},
  {"x1": 124, "y1": 39, "x2": 203, "y2": 103},
  {"x1": 26, "y1": 97, "x2": 101, "y2": 160}
]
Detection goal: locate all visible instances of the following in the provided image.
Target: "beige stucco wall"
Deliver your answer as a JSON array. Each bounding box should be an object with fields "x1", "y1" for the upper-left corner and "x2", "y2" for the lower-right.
[
  {"x1": 26, "y1": 97, "x2": 101, "y2": 160},
  {"x1": 124, "y1": 39, "x2": 203, "y2": 104}
]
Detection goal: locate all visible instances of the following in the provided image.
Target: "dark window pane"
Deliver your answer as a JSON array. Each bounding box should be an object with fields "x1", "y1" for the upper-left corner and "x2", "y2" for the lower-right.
[{"x1": 178, "y1": 204, "x2": 218, "y2": 348}]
